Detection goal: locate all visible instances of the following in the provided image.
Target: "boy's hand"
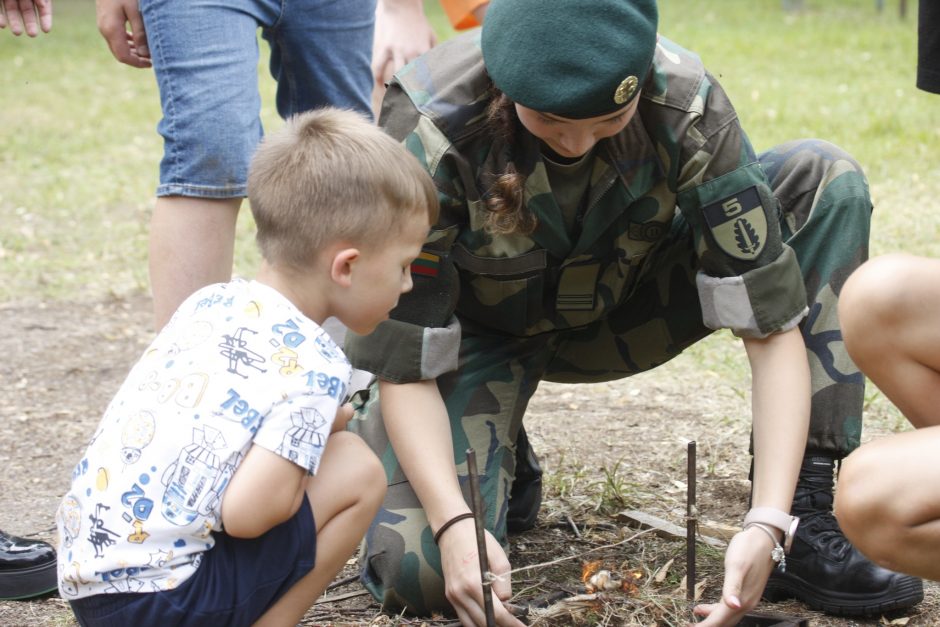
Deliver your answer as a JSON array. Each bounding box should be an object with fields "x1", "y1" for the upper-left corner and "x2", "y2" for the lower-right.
[
  {"x1": 1, "y1": 0, "x2": 53, "y2": 36},
  {"x1": 332, "y1": 403, "x2": 354, "y2": 433}
]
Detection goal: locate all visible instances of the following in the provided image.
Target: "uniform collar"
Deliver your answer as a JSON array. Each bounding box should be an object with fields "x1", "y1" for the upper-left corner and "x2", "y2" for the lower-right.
[{"x1": 516, "y1": 109, "x2": 665, "y2": 259}]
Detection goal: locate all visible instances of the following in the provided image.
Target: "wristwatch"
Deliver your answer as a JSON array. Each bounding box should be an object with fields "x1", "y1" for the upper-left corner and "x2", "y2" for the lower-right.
[{"x1": 744, "y1": 507, "x2": 800, "y2": 553}]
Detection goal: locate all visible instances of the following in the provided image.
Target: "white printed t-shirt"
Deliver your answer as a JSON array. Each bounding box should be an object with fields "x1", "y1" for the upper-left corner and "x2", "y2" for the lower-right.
[{"x1": 56, "y1": 279, "x2": 351, "y2": 599}]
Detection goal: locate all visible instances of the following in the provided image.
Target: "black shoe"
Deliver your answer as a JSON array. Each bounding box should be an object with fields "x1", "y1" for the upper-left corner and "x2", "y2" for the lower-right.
[
  {"x1": 762, "y1": 455, "x2": 923, "y2": 616},
  {"x1": 507, "y1": 426, "x2": 542, "y2": 533},
  {"x1": 0, "y1": 530, "x2": 58, "y2": 600}
]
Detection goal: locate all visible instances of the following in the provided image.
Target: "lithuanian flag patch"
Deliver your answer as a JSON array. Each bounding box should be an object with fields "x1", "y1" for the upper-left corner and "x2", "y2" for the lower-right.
[{"x1": 411, "y1": 251, "x2": 440, "y2": 277}]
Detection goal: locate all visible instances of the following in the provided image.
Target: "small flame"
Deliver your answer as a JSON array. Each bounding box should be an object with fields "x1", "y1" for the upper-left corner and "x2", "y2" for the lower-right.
[
  {"x1": 581, "y1": 562, "x2": 643, "y2": 594},
  {"x1": 581, "y1": 560, "x2": 602, "y2": 583}
]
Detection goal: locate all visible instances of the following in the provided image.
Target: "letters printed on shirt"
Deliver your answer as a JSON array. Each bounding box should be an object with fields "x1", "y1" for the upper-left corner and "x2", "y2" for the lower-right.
[{"x1": 702, "y1": 186, "x2": 767, "y2": 261}]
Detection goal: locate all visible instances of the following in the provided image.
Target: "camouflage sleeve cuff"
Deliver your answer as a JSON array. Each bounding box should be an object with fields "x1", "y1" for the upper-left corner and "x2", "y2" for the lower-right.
[
  {"x1": 696, "y1": 245, "x2": 808, "y2": 338},
  {"x1": 344, "y1": 317, "x2": 462, "y2": 384}
]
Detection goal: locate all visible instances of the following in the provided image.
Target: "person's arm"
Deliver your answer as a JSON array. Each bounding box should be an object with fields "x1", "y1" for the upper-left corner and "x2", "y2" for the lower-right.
[
  {"x1": 380, "y1": 379, "x2": 524, "y2": 627},
  {"x1": 693, "y1": 326, "x2": 810, "y2": 626},
  {"x1": 220, "y1": 444, "x2": 307, "y2": 538},
  {"x1": 223, "y1": 398, "x2": 352, "y2": 538},
  {"x1": 371, "y1": 0, "x2": 436, "y2": 111},
  {"x1": 95, "y1": 0, "x2": 151, "y2": 68},
  {"x1": 0, "y1": 0, "x2": 52, "y2": 36}
]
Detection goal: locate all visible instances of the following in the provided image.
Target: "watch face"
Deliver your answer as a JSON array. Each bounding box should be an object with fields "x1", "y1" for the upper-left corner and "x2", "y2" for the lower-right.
[{"x1": 784, "y1": 516, "x2": 800, "y2": 553}]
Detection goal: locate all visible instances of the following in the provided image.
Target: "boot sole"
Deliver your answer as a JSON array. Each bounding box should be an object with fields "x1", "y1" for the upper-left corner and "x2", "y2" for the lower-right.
[
  {"x1": 0, "y1": 560, "x2": 58, "y2": 600},
  {"x1": 762, "y1": 573, "x2": 924, "y2": 617}
]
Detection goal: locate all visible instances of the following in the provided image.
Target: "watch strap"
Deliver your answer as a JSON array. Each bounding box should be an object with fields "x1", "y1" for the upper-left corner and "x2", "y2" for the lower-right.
[
  {"x1": 744, "y1": 507, "x2": 793, "y2": 537},
  {"x1": 744, "y1": 506, "x2": 799, "y2": 554}
]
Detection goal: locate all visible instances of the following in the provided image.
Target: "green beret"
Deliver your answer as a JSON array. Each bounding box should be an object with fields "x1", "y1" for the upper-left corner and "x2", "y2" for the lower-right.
[{"x1": 481, "y1": 0, "x2": 658, "y2": 119}]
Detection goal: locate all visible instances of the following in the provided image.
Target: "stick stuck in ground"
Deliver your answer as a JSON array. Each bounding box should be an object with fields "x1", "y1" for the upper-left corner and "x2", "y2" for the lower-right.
[
  {"x1": 686, "y1": 440, "x2": 697, "y2": 606},
  {"x1": 466, "y1": 448, "x2": 496, "y2": 627}
]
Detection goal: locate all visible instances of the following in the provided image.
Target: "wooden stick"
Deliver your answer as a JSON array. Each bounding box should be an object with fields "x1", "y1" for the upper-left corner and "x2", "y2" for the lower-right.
[
  {"x1": 466, "y1": 448, "x2": 496, "y2": 627},
  {"x1": 686, "y1": 440, "x2": 697, "y2": 605}
]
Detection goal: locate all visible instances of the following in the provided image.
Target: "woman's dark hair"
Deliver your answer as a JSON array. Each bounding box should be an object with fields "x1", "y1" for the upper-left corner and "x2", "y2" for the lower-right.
[{"x1": 483, "y1": 89, "x2": 537, "y2": 235}]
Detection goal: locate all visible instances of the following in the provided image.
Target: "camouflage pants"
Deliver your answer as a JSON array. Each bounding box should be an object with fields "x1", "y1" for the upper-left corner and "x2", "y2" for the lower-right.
[{"x1": 349, "y1": 139, "x2": 871, "y2": 615}]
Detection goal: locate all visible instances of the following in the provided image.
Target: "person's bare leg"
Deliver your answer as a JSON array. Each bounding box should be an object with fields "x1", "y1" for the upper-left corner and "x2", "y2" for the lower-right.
[
  {"x1": 837, "y1": 253, "x2": 940, "y2": 579},
  {"x1": 149, "y1": 196, "x2": 242, "y2": 330},
  {"x1": 837, "y1": 427, "x2": 940, "y2": 579},
  {"x1": 840, "y1": 253, "x2": 940, "y2": 427},
  {"x1": 253, "y1": 432, "x2": 386, "y2": 626}
]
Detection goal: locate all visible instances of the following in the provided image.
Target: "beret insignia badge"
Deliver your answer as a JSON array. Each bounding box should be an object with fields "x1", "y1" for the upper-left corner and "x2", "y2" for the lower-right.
[{"x1": 614, "y1": 75, "x2": 638, "y2": 104}]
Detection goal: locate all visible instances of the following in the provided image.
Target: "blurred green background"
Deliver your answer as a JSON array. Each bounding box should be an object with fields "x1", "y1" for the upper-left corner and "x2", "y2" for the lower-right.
[{"x1": 0, "y1": 0, "x2": 937, "y2": 303}]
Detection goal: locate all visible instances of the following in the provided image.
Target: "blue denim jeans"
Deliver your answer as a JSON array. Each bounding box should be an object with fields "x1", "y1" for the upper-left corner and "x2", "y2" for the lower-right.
[{"x1": 140, "y1": 0, "x2": 376, "y2": 198}]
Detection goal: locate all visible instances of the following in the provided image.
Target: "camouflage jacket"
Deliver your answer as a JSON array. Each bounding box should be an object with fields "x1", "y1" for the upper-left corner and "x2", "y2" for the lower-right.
[{"x1": 347, "y1": 31, "x2": 807, "y2": 383}]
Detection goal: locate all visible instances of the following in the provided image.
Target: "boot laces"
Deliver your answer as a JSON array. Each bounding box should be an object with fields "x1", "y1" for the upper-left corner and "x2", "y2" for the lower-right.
[{"x1": 794, "y1": 484, "x2": 851, "y2": 556}]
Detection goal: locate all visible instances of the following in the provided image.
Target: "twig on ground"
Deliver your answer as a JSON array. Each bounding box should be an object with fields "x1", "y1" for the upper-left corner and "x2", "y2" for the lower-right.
[
  {"x1": 565, "y1": 513, "x2": 581, "y2": 539},
  {"x1": 327, "y1": 573, "x2": 360, "y2": 591},
  {"x1": 507, "y1": 527, "x2": 656, "y2": 577},
  {"x1": 315, "y1": 589, "x2": 371, "y2": 605}
]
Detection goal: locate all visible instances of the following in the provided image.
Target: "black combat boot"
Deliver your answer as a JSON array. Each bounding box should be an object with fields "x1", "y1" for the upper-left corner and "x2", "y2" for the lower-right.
[
  {"x1": 0, "y1": 530, "x2": 57, "y2": 600},
  {"x1": 506, "y1": 426, "x2": 543, "y2": 533},
  {"x1": 762, "y1": 454, "x2": 924, "y2": 616}
]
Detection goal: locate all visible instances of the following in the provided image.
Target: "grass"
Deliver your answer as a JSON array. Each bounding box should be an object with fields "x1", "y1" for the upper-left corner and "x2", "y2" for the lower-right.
[{"x1": 1, "y1": 0, "x2": 936, "y2": 304}]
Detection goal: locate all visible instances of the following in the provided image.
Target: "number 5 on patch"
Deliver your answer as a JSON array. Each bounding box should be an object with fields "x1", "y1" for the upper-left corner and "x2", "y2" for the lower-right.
[{"x1": 722, "y1": 198, "x2": 743, "y2": 217}]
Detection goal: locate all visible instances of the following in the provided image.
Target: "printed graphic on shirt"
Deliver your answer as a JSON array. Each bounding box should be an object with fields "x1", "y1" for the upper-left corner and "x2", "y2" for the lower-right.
[
  {"x1": 218, "y1": 327, "x2": 267, "y2": 378},
  {"x1": 118, "y1": 473, "x2": 161, "y2": 546},
  {"x1": 119, "y1": 410, "x2": 156, "y2": 464},
  {"x1": 277, "y1": 406, "x2": 329, "y2": 472},
  {"x1": 87, "y1": 503, "x2": 121, "y2": 558},
  {"x1": 702, "y1": 186, "x2": 767, "y2": 261},
  {"x1": 269, "y1": 317, "x2": 309, "y2": 376},
  {"x1": 313, "y1": 331, "x2": 346, "y2": 364},
  {"x1": 160, "y1": 426, "x2": 236, "y2": 526},
  {"x1": 59, "y1": 493, "x2": 82, "y2": 549}
]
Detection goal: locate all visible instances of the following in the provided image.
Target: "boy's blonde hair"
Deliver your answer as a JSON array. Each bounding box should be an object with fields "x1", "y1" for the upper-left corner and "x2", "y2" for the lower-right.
[{"x1": 248, "y1": 108, "x2": 439, "y2": 269}]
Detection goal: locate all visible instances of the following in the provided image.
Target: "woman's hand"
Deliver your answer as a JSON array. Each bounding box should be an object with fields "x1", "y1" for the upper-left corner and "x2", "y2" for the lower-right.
[
  {"x1": 438, "y1": 521, "x2": 524, "y2": 626},
  {"x1": 691, "y1": 526, "x2": 777, "y2": 626}
]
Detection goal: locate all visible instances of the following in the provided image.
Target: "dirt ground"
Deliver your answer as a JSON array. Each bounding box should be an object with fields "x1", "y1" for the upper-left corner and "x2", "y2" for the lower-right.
[{"x1": 1, "y1": 294, "x2": 937, "y2": 626}]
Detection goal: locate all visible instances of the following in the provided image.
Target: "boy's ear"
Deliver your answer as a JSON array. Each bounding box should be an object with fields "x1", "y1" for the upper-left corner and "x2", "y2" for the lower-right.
[{"x1": 330, "y1": 248, "x2": 360, "y2": 287}]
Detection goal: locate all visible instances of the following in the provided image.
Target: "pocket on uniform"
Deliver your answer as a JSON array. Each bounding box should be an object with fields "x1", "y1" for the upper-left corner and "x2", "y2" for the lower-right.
[{"x1": 451, "y1": 245, "x2": 548, "y2": 336}]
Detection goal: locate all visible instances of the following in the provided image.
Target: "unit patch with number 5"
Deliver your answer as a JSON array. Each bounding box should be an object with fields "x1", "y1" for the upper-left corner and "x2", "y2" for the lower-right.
[{"x1": 702, "y1": 186, "x2": 768, "y2": 261}]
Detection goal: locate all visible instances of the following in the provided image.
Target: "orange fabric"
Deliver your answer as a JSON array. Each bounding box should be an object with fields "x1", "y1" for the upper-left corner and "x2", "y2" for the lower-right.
[{"x1": 440, "y1": 0, "x2": 485, "y2": 30}]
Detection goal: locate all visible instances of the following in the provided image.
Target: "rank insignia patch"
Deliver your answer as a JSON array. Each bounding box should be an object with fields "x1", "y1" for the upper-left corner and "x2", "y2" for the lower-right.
[
  {"x1": 411, "y1": 251, "x2": 440, "y2": 277},
  {"x1": 702, "y1": 186, "x2": 767, "y2": 261}
]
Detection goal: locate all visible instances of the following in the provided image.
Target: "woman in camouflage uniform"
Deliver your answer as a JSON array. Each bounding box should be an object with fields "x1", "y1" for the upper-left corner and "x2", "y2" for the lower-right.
[{"x1": 346, "y1": 0, "x2": 920, "y2": 625}]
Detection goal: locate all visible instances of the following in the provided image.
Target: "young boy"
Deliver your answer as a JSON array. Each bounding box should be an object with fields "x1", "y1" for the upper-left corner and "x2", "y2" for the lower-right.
[{"x1": 55, "y1": 107, "x2": 439, "y2": 626}]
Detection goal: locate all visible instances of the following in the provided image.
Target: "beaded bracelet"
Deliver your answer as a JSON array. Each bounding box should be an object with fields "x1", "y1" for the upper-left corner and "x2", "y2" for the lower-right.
[{"x1": 433, "y1": 513, "x2": 475, "y2": 544}]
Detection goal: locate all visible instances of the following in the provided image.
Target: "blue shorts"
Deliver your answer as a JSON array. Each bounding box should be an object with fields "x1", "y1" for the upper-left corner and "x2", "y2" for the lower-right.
[
  {"x1": 140, "y1": 0, "x2": 376, "y2": 199},
  {"x1": 68, "y1": 495, "x2": 317, "y2": 627}
]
